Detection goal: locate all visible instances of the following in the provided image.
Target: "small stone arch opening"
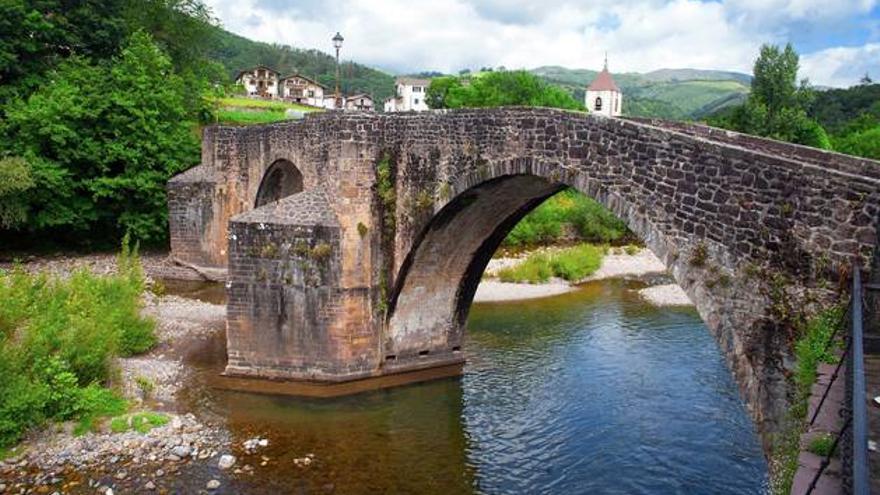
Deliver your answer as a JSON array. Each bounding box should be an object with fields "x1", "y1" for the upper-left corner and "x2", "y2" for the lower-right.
[{"x1": 255, "y1": 159, "x2": 304, "y2": 208}]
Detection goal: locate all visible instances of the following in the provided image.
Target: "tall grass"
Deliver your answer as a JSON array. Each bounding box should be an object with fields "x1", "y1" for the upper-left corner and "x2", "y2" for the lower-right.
[
  {"x1": 0, "y1": 237, "x2": 155, "y2": 447},
  {"x1": 497, "y1": 244, "x2": 605, "y2": 283},
  {"x1": 503, "y1": 188, "x2": 631, "y2": 248},
  {"x1": 769, "y1": 306, "x2": 844, "y2": 494}
]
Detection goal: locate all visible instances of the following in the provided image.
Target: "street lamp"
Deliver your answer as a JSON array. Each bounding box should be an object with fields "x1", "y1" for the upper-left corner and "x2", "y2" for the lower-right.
[{"x1": 332, "y1": 32, "x2": 344, "y2": 109}]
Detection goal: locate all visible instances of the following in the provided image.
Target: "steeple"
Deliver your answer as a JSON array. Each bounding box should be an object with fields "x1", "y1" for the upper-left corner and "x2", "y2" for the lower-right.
[{"x1": 604, "y1": 51, "x2": 608, "y2": 72}]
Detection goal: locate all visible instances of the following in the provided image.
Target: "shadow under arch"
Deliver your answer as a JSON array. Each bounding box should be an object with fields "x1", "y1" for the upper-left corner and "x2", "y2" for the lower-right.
[{"x1": 254, "y1": 159, "x2": 304, "y2": 208}]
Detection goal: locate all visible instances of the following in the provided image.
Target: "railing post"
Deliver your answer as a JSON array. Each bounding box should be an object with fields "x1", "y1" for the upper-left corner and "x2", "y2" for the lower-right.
[{"x1": 851, "y1": 266, "x2": 869, "y2": 495}]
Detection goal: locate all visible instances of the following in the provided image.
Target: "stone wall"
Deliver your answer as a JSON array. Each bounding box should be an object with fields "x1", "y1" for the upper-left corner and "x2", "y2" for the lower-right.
[{"x1": 168, "y1": 107, "x2": 880, "y2": 440}]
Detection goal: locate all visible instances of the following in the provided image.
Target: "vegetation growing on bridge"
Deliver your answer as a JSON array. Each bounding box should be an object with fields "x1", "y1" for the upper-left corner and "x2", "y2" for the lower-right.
[
  {"x1": 0, "y1": 239, "x2": 155, "y2": 447},
  {"x1": 769, "y1": 305, "x2": 844, "y2": 494}
]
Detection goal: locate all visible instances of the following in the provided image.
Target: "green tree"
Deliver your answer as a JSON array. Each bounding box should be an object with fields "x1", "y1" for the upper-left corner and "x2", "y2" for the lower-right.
[
  {"x1": 708, "y1": 43, "x2": 830, "y2": 149},
  {"x1": 427, "y1": 70, "x2": 585, "y2": 111},
  {"x1": 425, "y1": 76, "x2": 463, "y2": 109},
  {"x1": 0, "y1": 157, "x2": 35, "y2": 228},
  {"x1": 3, "y1": 31, "x2": 199, "y2": 243}
]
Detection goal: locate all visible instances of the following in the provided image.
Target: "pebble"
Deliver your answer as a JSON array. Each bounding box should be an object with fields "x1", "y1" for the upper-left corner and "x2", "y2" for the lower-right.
[
  {"x1": 115, "y1": 471, "x2": 127, "y2": 480},
  {"x1": 170, "y1": 445, "x2": 191, "y2": 458},
  {"x1": 145, "y1": 481, "x2": 156, "y2": 491},
  {"x1": 218, "y1": 454, "x2": 236, "y2": 470},
  {"x1": 206, "y1": 480, "x2": 221, "y2": 490}
]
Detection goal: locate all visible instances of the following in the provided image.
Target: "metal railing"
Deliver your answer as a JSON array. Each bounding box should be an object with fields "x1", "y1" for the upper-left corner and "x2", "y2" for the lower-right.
[
  {"x1": 849, "y1": 267, "x2": 869, "y2": 495},
  {"x1": 804, "y1": 263, "x2": 870, "y2": 495}
]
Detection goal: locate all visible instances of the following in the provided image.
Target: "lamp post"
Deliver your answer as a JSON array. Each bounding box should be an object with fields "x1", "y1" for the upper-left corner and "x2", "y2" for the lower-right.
[{"x1": 332, "y1": 32, "x2": 344, "y2": 109}]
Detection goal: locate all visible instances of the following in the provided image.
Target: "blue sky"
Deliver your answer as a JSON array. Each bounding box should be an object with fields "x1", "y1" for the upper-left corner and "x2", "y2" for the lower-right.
[{"x1": 204, "y1": 0, "x2": 880, "y2": 87}]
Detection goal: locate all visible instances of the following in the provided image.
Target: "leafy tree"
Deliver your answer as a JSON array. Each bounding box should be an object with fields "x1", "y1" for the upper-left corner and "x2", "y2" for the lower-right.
[
  {"x1": 428, "y1": 70, "x2": 585, "y2": 111},
  {"x1": 707, "y1": 43, "x2": 830, "y2": 149},
  {"x1": 0, "y1": 157, "x2": 35, "y2": 228},
  {"x1": 3, "y1": 31, "x2": 199, "y2": 243}
]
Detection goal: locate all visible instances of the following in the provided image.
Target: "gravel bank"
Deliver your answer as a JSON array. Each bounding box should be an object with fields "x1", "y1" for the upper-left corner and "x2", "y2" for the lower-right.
[
  {"x1": 637, "y1": 283, "x2": 694, "y2": 306},
  {"x1": 477, "y1": 247, "x2": 669, "y2": 303}
]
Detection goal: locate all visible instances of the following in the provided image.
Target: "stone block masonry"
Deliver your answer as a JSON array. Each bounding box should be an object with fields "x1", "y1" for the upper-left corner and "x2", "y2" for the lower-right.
[{"x1": 168, "y1": 107, "x2": 880, "y2": 443}]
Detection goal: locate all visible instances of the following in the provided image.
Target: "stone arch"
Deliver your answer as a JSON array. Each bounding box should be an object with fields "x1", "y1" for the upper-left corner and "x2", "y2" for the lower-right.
[
  {"x1": 254, "y1": 159, "x2": 304, "y2": 208},
  {"x1": 384, "y1": 158, "x2": 666, "y2": 367}
]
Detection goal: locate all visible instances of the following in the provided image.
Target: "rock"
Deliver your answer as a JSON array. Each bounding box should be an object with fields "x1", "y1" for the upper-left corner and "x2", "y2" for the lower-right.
[
  {"x1": 0, "y1": 483, "x2": 6, "y2": 491},
  {"x1": 169, "y1": 445, "x2": 191, "y2": 458},
  {"x1": 206, "y1": 480, "x2": 221, "y2": 490},
  {"x1": 115, "y1": 471, "x2": 127, "y2": 480},
  {"x1": 170, "y1": 416, "x2": 183, "y2": 430},
  {"x1": 218, "y1": 454, "x2": 236, "y2": 470},
  {"x1": 258, "y1": 439, "x2": 268, "y2": 447},
  {"x1": 145, "y1": 481, "x2": 156, "y2": 491},
  {"x1": 155, "y1": 469, "x2": 165, "y2": 477}
]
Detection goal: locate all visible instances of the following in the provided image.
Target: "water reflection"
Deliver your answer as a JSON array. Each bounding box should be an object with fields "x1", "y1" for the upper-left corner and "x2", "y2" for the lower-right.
[{"x1": 172, "y1": 278, "x2": 767, "y2": 494}]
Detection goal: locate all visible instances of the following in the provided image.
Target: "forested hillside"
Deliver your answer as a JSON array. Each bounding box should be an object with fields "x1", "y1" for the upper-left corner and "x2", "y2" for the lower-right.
[
  {"x1": 207, "y1": 29, "x2": 395, "y2": 101},
  {"x1": 530, "y1": 66, "x2": 751, "y2": 120}
]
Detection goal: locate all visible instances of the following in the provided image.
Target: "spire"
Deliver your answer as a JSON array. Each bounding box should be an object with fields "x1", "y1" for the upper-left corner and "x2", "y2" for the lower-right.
[{"x1": 604, "y1": 51, "x2": 608, "y2": 72}]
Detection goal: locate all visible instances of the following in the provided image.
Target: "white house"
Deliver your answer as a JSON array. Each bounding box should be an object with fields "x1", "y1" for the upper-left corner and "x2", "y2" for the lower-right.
[
  {"x1": 279, "y1": 74, "x2": 326, "y2": 107},
  {"x1": 585, "y1": 58, "x2": 622, "y2": 117},
  {"x1": 383, "y1": 77, "x2": 431, "y2": 112},
  {"x1": 236, "y1": 66, "x2": 280, "y2": 98},
  {"x1": 345, "y1": 93, "x2": 375, "y2": 111}
]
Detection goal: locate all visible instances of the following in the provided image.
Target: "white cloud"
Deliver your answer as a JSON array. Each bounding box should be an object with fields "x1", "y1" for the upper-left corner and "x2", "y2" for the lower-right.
[
  {"x1": 203, "y1": 0, "x2": 879, "y2": 86},
  {"x1": 801, "y1": 43, "x2": 880, "y2": 86}
]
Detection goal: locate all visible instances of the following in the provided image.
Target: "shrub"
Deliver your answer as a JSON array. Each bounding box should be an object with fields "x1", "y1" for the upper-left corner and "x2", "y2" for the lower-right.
[
  {"x1": 503, "y1": 189, "x2": 631, "y2": 248},
  {"x1": 0, "y1": 238, "x2": 153, "y2": 447},
  {"x1": 497, "y1": 244, "x2": 605, "y2": 283}
]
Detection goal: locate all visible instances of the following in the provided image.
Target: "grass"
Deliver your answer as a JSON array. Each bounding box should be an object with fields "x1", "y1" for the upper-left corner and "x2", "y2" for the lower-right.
[
  {"x1": 211, "y1": 96, "x2": 322, "y2": 126},
  {"x1": 211, "y1": 96, "x2": 317, "y2": 112},
  {"x1": 0, "y1": 236, "x2": 155, "y2": 447},
  {"x1": 216, "y1": 109, "x2": 291, "y2": 125},
  {"x1": 497, "y1": 244, "x2": 605, "y2": 283},
  {"x1": 503, "y1": 188, "x2": 632, "y2": 248},
  {"x1": 109, "y1": 412, "x2": 169, "y2": 434},
  {"x1": 769, "y1": 306, "x2": 844, "y2": 495},
  {"x1": 807, "y1": 433, "x2": 835, "y2": 457}
]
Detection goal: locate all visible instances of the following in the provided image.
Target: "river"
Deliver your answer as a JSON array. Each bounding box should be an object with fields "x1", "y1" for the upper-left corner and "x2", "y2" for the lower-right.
[{"x1": 165, "y1": 277, "x2": 768, "y2": 494}]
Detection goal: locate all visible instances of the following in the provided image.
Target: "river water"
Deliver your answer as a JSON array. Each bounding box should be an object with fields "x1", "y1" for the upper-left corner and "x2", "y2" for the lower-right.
[{"x1": 170, "y1": 278, "x2": 768, "y2": 494}]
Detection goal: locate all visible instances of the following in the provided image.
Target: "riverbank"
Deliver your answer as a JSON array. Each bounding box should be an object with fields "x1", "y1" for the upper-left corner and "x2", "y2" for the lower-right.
[
  {"x1": 0, "y1": 258, "x2": 243, "y2": 494},
  {"x1": 476, "y1": 247, "x2": 693, "y2": 306}
]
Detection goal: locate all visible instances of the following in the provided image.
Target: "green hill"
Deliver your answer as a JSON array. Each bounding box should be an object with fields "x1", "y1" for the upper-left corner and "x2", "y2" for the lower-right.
[
  {"x1": 530, "y1": 66, "x2": 751, "y2": 120},
  {"x1": 207, "y1": 28, "x2": 395, "y2": 101}
]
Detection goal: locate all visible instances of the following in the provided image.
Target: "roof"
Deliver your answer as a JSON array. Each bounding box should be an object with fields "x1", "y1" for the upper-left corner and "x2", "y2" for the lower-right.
[
  {"x1": 279, "y1": 73, "x2": 327, "y2": 89},
  {"x1": 587, "y1": 68, "x2": 620, "y2": 92},
  {"x1": 235, "y1": 65, "x2": 279, "y2": 80},
  {"x1": 347, "y1": 93, "x2": 372, "y2": 100},
  {"x1": 395, "y1": 77, "x2": 430, "y2": 87}
]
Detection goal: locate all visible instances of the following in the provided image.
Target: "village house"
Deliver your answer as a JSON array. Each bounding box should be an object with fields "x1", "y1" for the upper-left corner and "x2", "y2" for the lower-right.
[
  {"x1": 278, "y1": 74, "x2": 326, "y2": 107},
  {"x1": 236, "y1": 65, "x2": 280, "y2": 98},
  {"x1": 585, "y1": 57, "x2": 623, "y2": 117},
  {"x1": 345, "y1": 93, "x2": 374, "y2": 111},
  {"x1": 383, "y1": 77, "x2": 431, "y2": 112}
]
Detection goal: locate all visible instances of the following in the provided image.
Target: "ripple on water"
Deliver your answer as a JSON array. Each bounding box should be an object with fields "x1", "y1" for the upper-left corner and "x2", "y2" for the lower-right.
[{"x1": 171, "y1": 278, "x2": 767, "y2": 494}]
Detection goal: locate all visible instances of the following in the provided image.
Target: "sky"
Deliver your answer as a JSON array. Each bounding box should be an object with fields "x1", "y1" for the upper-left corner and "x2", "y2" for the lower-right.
[{"x1": 204, "y1": 0, "x2": 880, "y2": 88}]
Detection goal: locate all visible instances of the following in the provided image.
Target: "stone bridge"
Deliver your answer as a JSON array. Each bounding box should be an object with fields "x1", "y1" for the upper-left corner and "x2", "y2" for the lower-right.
[{"x1": 168, "y1": 108, "x2": 880, "y2": 437}]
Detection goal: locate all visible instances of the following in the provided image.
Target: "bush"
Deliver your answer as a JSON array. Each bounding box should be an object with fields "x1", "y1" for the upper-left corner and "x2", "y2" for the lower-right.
[
  {"x1": 0, "y1": 238, "x2": 154, "y2": 447},
  {"x1": 503, "y1": 189, "x2": 631, "y2": 248},
  {"x1": 497, "y1": 244, "x2": 605, "y2": 283}
]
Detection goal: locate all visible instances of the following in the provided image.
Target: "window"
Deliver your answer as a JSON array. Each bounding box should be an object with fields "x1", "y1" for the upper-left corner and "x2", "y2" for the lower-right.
[
  {"x1": 308, "y1": 90, "x2": 315, "y2": 97},
  {"x1": 414, "y1": 98, "x2": 420, "y2": 105},
  {"x1": 413, "y1": 86, "x2": 422, "y2": 92},
  {"x1": 594, "y1": 97, "x2": 603, "y2": 111}
]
